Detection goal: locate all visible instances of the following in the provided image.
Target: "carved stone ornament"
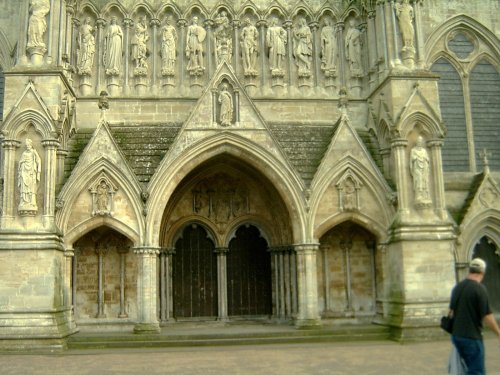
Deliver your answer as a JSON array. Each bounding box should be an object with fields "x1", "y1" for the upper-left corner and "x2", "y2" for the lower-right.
[
  {"x1": 26, "y1": 0, "x2": 50, "y2": 63},
  {"x1": 18, "y1": 138, "x2": 42, "y2": 216},
  {"x1": 89, "y1": 172, "x2": 118, "y2": 217},
  {"x1": 409, "y1": 136, "x2": 432, "y2": 209},
  {"x1": 479, "y1": 186, "x2": 499, "y2": 208},
  {"x1": 218, "y1": 83, "x2": 234, "y2": 127},
  {"x1": 160, "y1": 16, "x2": 177, "y2": 77},
  {"x1": 336, "y1": 168, "x2": 363, "y2": 212}
]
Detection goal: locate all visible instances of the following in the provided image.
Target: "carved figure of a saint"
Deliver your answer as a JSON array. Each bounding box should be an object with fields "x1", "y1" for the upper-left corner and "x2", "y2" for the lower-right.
[
  {"x1": 186, "y1": 16, "x2": 206, "y2": 75},
  {"x1": 27, "y1": 0, "x2": 50, "y2": 50},
  {"x1": 410, "y1": 136, "x2": 431, "y2": 205},
  {"x1": 345, "y1": 19, "x2": 363, "y2": 77},
  {"x1": 131, "y1": 16, "x2": 149, "y2": 73},
  {"x1": 321, "y1": 19, "x2": 336, "y2": 73},
  {"x1": 103, "y1": 17, "x2": 123, "y2": 76},
  {"x1": 266, "y1": 17, "x2": 287, "y2": 74},
  {"x1": 293, "y1": 18, "x2": 313, "y2": 76},
  {"x1": 218, "y1": 84, "x2": 233, "y2": 127},
  {"x1": 395, "y1": 0, "x2": 415, "y2": 49},
  {"x1": 77, "y1": 17, "x2": 96, "y2": 75},
  {"x1": 96, "y1": 180, "x2": 109, "y2": 213},
  {"x1": 18, "y1": 138, "x2": 41, "y2": 213},
  {"x1": 214, "y1": 11, "x2": 232, "y2": 66},
  {"x1": 240, "y1": 17, "x2": 258, "y2": 76},
  {"x1": 160, "y1": 17, "x2": 177, "y2": 75}
]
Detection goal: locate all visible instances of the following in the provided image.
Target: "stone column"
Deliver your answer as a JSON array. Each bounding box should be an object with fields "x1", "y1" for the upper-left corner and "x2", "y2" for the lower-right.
[
  {"x1": 65, "y1": 1, "x2": 75, "y2": 60},
  {"x1": 294, "y1": 243, "x2": 320, "y2": 327},
  {"x1": 204, "y1": 19, "x2": 214, "y2": 77},
  {"x1": 177, "y1": 19, "x2": 186, "y2": 96},
  {"x1": 234, "y1": 89, "x2": 240, "y2": 126},
  {"x1": 95, "y1": 18, "x2": 106, "y2": 94},
  {"x1": 413, "y1": 0, "x2": 425, "y2": 69},
  {"x1": 17, "y1": 0, "x2": 30, "y2": 65},
  {"x1": 232, "y1": 19, "x2": 241, "y2": 74},
  {"x1": 377, "y1": 1, "x2": 390, "y2": 73},
  {"x1": 269, "y1": 247, "x2": 281, "y2": 319},
  {"x1": 45, "y1": 0, "x2": 55, "y2": 65},
  {"x1": 63, "y1": 248, "x2": 74, "y2": 310},
  {"x1": 391, "y1": 137, "x2": 410, "y2": 220},
  {"x1": 118, "y1": 247, "x2": 129, "y2": 318},
  {"x1": 215, "y1": 247, "x2": 229, "y2": 322},
  {"x1": 389, "y1": 0, "x2": 402, "y2": 67},
  {"x1": 42, "y1": 139, "x2": 59, "y2": 228},
  {"x1": 211, "y1": 88, "x2": 218, "y2": 126},
  {"x1": 257, "y1": 20, "x2": 267, "y2": 93},
  {"x1": 310, "y1": 21, "x2": 320, "y2": 89},
  {"x1": 284, "y1": 20, "x2": 294, "y2": 92},
  {"x1": 336, "y1": 22, "x2": 346, "y2": 89},
  {"x1": 56, "y1": 0, "x2": 65, "y2": 66},
  {"x1": 150, "y1": 19, "x2": 160, "y2": 93},
  {"x1": 340, "y1": 238, "x2": 353, "y2": 314},
  {"x1": 122, "y1": 18, "x2": 133, "y2": 95},
  {"x1": 428, "y1": 139, "x2": 447, "y2": 220},
  {"x1": 1, "y1": 140, "x2": 20, "y2": 223},
  {"x1": 367, "y1": 11, "x2": 378, "y2": 87},
  {"x1": 320, "y1": 244, "x2": 331, "y2": 314},
  {"x1": 133, "y1": 247, "x2": 160, "y2": 333},
  {"x1": 56, "y1": 149, "x2": 68, "y2": 192},
  {"x1": 95, "y1": 244, "x2": 107, "y2": 318},
  {"x1": 72, "y1": 247, "x2": 79, "y2": 316},
  {"x1": 159, "y1": 247, "x2": 175, "y2": 322}
]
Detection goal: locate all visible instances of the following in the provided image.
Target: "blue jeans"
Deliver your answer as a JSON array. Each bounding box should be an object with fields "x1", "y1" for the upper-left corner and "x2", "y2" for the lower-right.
[{"x1": 452, "y1": 336, "x2": 485, "y2": 375}]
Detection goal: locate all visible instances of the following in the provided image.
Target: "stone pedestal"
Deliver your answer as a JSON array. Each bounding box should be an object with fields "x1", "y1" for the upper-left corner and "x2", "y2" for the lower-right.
[
  {"x1": 27, "y1": 46, "x2": 47, "y2": 66},
  {"x1": 401, "y1": 47, "x2": 416, "y2": 70},
  {"x1": 134, "y1": 74, "x2": 148, "y2": 96},
  {"x1": 161, "y1": 74, "x2": 175, "y2": 95},
  {"x1": 79, "y1": 74, "x2": 92, "y2": 96},
  {"x1": 294, "y1": 244, "x2": 321, "y2": 328},
  {"x1": 349, "y1": 76, "x2": 362, "y2": 97},
  {"x1": 106, "y1": 75, "x2": 120, "y2": 96}
]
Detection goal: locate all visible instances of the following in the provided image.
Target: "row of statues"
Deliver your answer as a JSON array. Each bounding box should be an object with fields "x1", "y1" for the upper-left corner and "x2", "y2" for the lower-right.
[{"x1": 74, "y1": 14, "x2": 372, "y2": 80}]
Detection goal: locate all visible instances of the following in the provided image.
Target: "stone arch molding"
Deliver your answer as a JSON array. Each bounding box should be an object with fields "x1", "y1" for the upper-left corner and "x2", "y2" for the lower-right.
[
  {"x1": 57, "y1": 157, "x2": 145, "y2": 247},
  {"x1": 147, "y1": 132, "x2": 307, "y2": 247}
]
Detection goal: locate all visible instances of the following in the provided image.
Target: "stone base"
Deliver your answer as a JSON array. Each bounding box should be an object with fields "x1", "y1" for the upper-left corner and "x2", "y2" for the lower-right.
[
  {"x1": 294, "y1": 318, "x2": 322, "y2": 329},
  {"x1": 79, "y1": 75, "x2": 93, "y2": 96},
  {"x1": 133, "y1": 322, "x2": 161, "y2": 334},
  {"x1": 106, "y1": 75, "x2": 120, "y2": 96},
  {"x1": 27, "y1": 46, "x2": 47, "y2": 66},
  {"x1": 401, "y1": 47, "x2": 416, "y2": 70}
]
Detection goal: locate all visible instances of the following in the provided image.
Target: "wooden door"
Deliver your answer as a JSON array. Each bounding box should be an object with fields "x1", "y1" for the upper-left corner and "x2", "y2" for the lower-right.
[
  {"x1": 173, "y1": 225, "x2": 218, "y2": 318},
  {"x1": 227, "y1": 225, "x2": 272, "y2": 316},
  {"x1": 472, "y1": 236, "x2": 500, "y2": 313}
]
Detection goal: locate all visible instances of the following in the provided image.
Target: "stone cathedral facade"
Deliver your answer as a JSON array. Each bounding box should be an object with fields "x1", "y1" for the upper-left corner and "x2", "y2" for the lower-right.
[{"x1": 0, "y1": 0, "x2": 498, "y2": 350}]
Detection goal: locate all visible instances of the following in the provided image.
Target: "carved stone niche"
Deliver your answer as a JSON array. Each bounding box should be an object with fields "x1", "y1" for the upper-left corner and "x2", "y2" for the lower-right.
[
  {"x1": 89, "y1": 172, "x2": 118, "y2": 217},
  {"x1": 336, "y1": 169, "x2": 363, "y2": 212}
]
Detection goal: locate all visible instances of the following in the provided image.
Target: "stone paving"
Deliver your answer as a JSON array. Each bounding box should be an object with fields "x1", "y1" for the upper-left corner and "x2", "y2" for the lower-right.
[{"x1": 1, "y1": 337, "x2": 499, "y2": 375}]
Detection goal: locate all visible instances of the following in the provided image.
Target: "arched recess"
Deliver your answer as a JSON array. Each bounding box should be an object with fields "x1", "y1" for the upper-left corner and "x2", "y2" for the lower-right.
[
  {"x1": 459, "y1": 209, "x2": 500, "y2": 263},
  {"x1": 471, "y1": 236, "x2": 500, "y2": 313},
  {"x1": 147, "y1": 133, "x2": 307, "y2": 247},
  {"x1": 317, "y1": 221, "x2": 380, "y2": 321},
  {"x1": 72, "y1": 225, "x2": 138, "y2": 321}
]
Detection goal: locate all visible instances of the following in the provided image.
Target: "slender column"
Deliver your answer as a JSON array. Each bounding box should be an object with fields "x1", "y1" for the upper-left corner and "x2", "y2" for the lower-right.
[
  {"x1": 340, "y1": 239, "x2": 353, "y2": 313},
  {"x1": 72, "y1": 247, "x2": 79, "y2": 315},
  {"x1": 63, "y1": 247, "x2": 74, "y2": 309},
  {"x1": 56, "y1": 149, "x2": 68, "y2": 192},
  {"x1": 294, "y1": 243, "x2": 321, "y2": 327},
  {"x1": 65, "y1": 2, "x2": 75, "y2": 59},
  {"x1": 290, "y1": 249, "x2": 298, "y2": 316},
  {"x1": 123, "y1": 18, "x2": 133, "y2": 95},
  {"x1": 269, "y1": 247, "x2": 281, "y2": 318},
  {"x1": 413, "y1": 0, "x2": 425, "y2": 69},
  {"x1": 389, "y1": 0, "x2": 402, "y2": 66},
  {"x1": 461, "y1": 75, "x2": 476, "y2": 172},
  {"x1": 310, "y1": 22, "x2": 320, "y2": 88},
  {"x1": 428, "y1": 139, "x2": 447, "y2": 220},
  {"x1": 211, "y1": 88, "x2": 218, "y2": 126},
  {"x1": 150, "y1": 19, "x2": 160, "y2": 91},
  {"x1": 336, "y1": 22, "x2": 346, "y2": 88},
  {"x1": 215, "y1": 247, "x2": 229, "y2": 321},
  {"x1": 233, "y1": 20, "x2": 241, "y2": 74},
  {"x1": 234, "y1": 89, "x2": 240, "y2": 126},
  {"x1": 177, "y1": 19, "x2": 187, "y2": 95},
  {"x1": 367, "y1": 11, "x2": 378, "y2": 87},
  {"x1": 367, "y1": 241, "x2": 377, "y2": 310},
  {"x1": 283, "y1": 248, "x2": 292, "y2": 317},
  {"x1": 56, "y1": 0, "x2": 65, "y2": 65},
  {"x1": 133, "y1": 247, "x2": 161, "y2": 333},
  {"x1": 378, "y1": 1, "x2": 390, "y2": 72},
  {"x1": 42, "y1": 139, "x2": 59, "y2": 226},
  {"x1": 257, "y1": 20, "x2": 267, "y2": 90},
  {"x1": 391, "y1": 137, "x2": 410, "y2": 218},
  {"x1": 95, "y1": 18, "x2": 106, "y2": 94},
  {"x1": 204, "y1": 20, "x2": 214, "y2": 77},
  {"x1": 165, "y1": 248, "x2": 174, "y2": 321},
  {"x1": 159, "y1": 247, "x2": 175, "y2": 322},
  {"x1": 1, "y1": 140, "x2": 20, "y2": 220},
  {"x1": 284, "y1": 20, "x2": 293, "y2": 88},
  {"x1": 278, "y1": 250, "x2": 286, "y2": 318},
  {"x1": 95, "y1": 244, "x2": 107, "y2": 318},
  {"x1": 17, "y1": 0, "x2": 30, "y2": 64},
  {"x1": 118, "y1": 247, "x2": 129, "y2": 318},
  {"x1": 46, "y1": 0, "x2": 55, "y2": 64},
  {"x1": 320, "y1": 244, "x2": 331, "y2": 313}
]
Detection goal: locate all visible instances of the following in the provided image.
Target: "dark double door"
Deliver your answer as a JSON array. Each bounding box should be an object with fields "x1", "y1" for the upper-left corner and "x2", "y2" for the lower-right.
[
  {"x1": 173, "y1": 224, "x2": 272, "y2": 319},
  {"x1": 472, "y1": 236, "x2": 500, "y2": 313}
]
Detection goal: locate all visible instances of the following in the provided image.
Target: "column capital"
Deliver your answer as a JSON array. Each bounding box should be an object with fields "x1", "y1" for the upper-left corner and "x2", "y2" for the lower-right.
[
  {"x1": 269, "y1": 245, "x2": 293, "y2": 253},
  {"x1": 427, "y1": 139, "x2": 444, "y2": 148},
  {"x1": 391, "y1": 137, "x2": 408, "y2": 148},
  {"x1": 2, "y1": 139, "x2": 21, "y2": 149},
  {"x1": 150, "y1": 18, "x2": 161, "y2": 28},
  {"x1": 160, "y1": 247, "x2": 176, "y2": 255},
  {"x1": 232, "y1": 19, "x2": 241, "y2": 29},
  {"x1": 123, "y1": 18, "x2": 134, "y2": 28},
  {"x1": 42, "y1": 139, "x2": 61, "y2": 149},
  {"x1": 177, "y1": 19, "x2": 187, "y2": 28},
  {"x1": 308, "y1": 21, "x2": 319, "y2": 30},
  {"x1": 294, "y1": 243, "x2": 320, "y2": 253},
  {"x1": 96, "y1": 18, "x2": 107, "y2": 28},
  {"x1": 214, "y1": 247, "x2": 229, "y2": 254},
  {"x1": 133, "y1": 246, "x2": 160, "y2": 255},
  {"x1": 256, "y1": 20, "x2": 267, "y2": 28}
]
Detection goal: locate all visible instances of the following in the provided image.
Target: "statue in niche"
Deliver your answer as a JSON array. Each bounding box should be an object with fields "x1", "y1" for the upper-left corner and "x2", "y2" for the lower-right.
[
  {"x1": 410, "y1": 136, "x2": 432, "y2": 207},
  {"x1": 18, "y1": 138, "x2": 41, "y2": 214},
  {"x1": 345, "y1": 19, "x2": 363, "y2": 77},
  {"x1": 96, "y1": 180, "x2": 109, "y2": 214},
  {"x1": 395, "y1": 0, "x2": 415, "y2": 49},
  {"x1": 131, "y1": 16, "x2": 149, "y2": 75},
  {"x1": 240, "y1": 17, "x2": 258, "y2": 77},
  {"x1": 160, "y1": 16, "x2": 177, "y2": 76},
  {"x1": 27, "y1": 0, "x2": 50, "y2": 51},
  {"x1": 293, "y1": 18, "x2": 313, "y2": 77},
  {"x1": 321, "y1": 18, "x2": 336, "y2": 76},
  {"x1": 186, "y1": 16, "x2": 206, "y2": 75},
  {"x1": 266, "y1": 17, "x2": 287, "y2": 76},
  {"x1": 214, "y1": 11, "x2": 232, "y2": 66},
  {"x1": 76, "y1": 17, "x2": 96, "y2": 75},
  {"x1": 103, "y1": 17, "x2": 123, "y2": 76},
  {"x1": 218, "y1": 83, "x2": 233, "y2": 127}
]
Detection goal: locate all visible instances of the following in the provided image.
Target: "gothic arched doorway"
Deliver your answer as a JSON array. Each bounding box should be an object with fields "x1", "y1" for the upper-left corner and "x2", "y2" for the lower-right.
[
  {"x1": 318, "y1": 222, "x2": 379, "y2": 320},
  {"x1": 172, "y1": 224, "x2": 218, "y2": 319},
  {"x1": 227, "y1": 224, "x2": 272, "y2": 317},
  {"x1": 472, "y1": 236, "x2": 500, "y2": 313}
]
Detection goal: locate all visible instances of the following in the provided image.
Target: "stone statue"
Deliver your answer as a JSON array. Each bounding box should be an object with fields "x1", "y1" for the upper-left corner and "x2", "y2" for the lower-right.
[
  {"x1": 266, "y1": 17, "x2": 287, "y2": 75},
  {"x1": 395, "y1": 0, "x2": 415, "y2": 49},
  {"x1": 214, "y1": 11, "x2": 232, "y2": 66},
  {"x1": 131, "y1": 16, "x2": 149, "y2": 75},
  {"x1": 321, "y1": 18, "x2": 336, "y2": 75},
  {"x1": 103, "y1": 17, "x2": 123, "y2": 76},
  {"x1": 186, "y1": 16, "x2": 206, "y2": 75},
  {"x1": 26, "y1": 0, "x2": 50, "y2": 51},
  {"x1": 77, "y1": 17, "x2": 96, "y2": 75},
  {"x1": 96, "y1": 180, "x2": 109, "y2": 214},
  {"x1": 218, "y1": 83, "x2": 233, "y2": 127},
  {"x1": 293, "y1": 18, "x2": 313, "y2": 77},
  {"x1": 240, "y1": 17, "x2": 258, "y2": 76},
  {"x1": 410, "y1": 136, "x2": 431, "y2": 206},
  {"x1": 160, "y1": 17, "x2": 177, "y2": 76},
  {"x1": 345, "y1": 19, "x2": 363, "y2": 77},
  {"x1": 18, "y1": 138, "x2": 41, "y2": 214}
]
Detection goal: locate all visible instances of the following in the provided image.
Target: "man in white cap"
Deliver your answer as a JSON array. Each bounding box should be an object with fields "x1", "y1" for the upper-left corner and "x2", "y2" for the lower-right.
[{"x1": 448, "y1": 258, "x2": 500, "y2": 374}]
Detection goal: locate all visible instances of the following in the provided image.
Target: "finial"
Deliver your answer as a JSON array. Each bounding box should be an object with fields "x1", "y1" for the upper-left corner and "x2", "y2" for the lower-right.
[{"x1": 479, "y1": 148, "x2": 491, "y2": 174}]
